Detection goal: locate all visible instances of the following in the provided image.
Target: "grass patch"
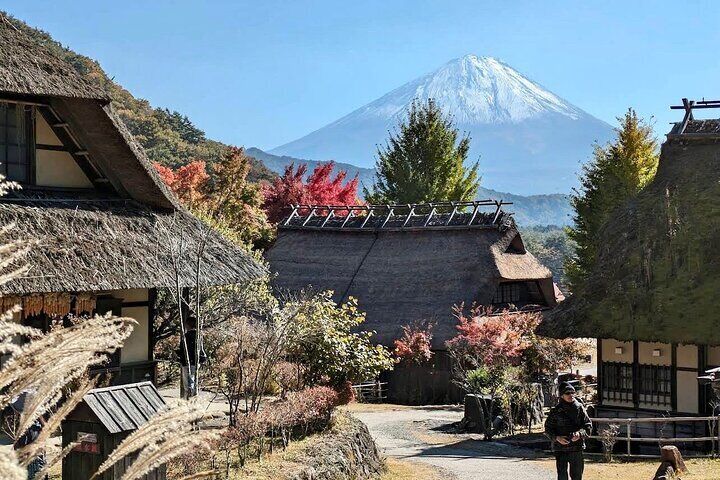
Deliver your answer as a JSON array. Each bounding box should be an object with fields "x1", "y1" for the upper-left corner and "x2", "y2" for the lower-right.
[
  {"x1": 534, "y1": 457, "x2": 720, "y2": 480},
  {"x1": 381, "y1": 458, "x2": 444, "y2": 480}
]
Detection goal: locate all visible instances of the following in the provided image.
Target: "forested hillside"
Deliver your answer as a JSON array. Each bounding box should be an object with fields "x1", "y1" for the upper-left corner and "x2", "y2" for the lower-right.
[
  {"x1": 248, "y1": 147, "x2": 573, "y2": 226},
  {"x1": 3, "y1": 12, "x2": 274, "y2": 182}
]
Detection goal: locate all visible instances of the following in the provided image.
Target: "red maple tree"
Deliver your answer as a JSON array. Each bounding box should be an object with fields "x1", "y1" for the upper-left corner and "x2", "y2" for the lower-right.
[
  {"x1": 393, "y1": 323, "x2": 434, "y2": 365},
  {"x1": 262, "y1": 162, "x2": 361, "y2": 224},
  {"x1": 446, "y1": 306, "x2": 528, "y2": 367},
  {"x1": 153, "y1": 160, "x2": 209, "y2": 206}
]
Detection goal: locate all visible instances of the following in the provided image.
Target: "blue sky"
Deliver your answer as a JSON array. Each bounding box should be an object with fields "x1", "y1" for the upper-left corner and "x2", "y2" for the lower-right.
[{"x1": 5, "y1": 1, "x2": 720, "y2": 150}]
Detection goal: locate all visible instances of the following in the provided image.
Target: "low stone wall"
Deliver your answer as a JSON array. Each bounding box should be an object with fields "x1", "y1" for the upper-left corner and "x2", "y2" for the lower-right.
[{"x1": 286, "y1": 412, "x2": 384, "y2": 480}]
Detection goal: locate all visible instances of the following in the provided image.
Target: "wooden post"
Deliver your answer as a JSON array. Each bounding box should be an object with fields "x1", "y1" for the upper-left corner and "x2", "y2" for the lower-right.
[
  {"x1": 626, "y1": 418, "x2": 632, "y2": 457},
  {"x1": 301, "y1": 207, "x2": 317, "y2": 226},
  {"x1": 632, "y1": 340, "x2": 640, "y2": 408},
  {"x1": 671, "y1": 344, "x2": 678, "y2": 412},
  {"x1": 597, "y1": 339, "x2": 603, "y2": 406},
  {"x1": 468, "y1": 203, "x2": 480, "y2": 225}
]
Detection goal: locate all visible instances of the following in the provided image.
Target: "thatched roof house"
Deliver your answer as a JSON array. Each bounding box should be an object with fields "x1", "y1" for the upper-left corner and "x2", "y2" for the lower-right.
[
  {"x1": 0, "y1": 16, "x2": 262, "y2": 384},
  {"x1": 539, "y1": 99, "x2": 720, "y2": 421},
  {"x1": 539, "y1": 109, "x2": 720, "y2": 346},
  {"x1": 267, "y1": 202, "x2": 557, "y2": 348},
  {"x1": 0, "y1": 18, "x2": 263, "y2": 295}
]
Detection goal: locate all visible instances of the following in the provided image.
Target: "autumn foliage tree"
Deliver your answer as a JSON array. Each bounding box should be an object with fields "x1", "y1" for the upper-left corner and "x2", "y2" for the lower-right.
[
  {"x1": 153, "y1": 147, "x2": 273, "y2": 246},
  {"x1": 565, "y1": 109, "x2": 658, "y2": 290},
  {"x1": 446, "y1": 305, "x2": 587, "y2": 438},
  {"x1": 154, "y1": 160, "x2": 209, "y2": 207},
  {"x1": 393, "y1": 322, "x2": 434, "y2": 365},
  {"x1": 262, "y1": 162, "x2": 361, "y2": 224}
]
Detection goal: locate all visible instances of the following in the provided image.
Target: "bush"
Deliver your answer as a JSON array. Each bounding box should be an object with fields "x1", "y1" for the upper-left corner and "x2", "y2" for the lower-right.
[
  {"x1": 273, "y1": 360, "x2": 305, "y2": 396},
  {"x1": 393, "y1": 322, "x2": 434, "y2": 365},
  {"x1": 336, "y1": 380, "x2": 355, "y2": 405},
  {"x1": 466, "y1": 367, "x2": 491, "y2": 393},
  {"x1": 289, "y1": 293, "x2": 394, "y2": 387}
]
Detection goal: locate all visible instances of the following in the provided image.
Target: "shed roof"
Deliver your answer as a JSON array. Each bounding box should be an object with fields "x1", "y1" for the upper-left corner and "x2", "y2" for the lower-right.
[
  {"x1": 0, "y1": 14, "x2": 109, "y2": 101},
  {"x1": 267, "y1": 206, "x2": 554, "y2": 347},
  {"x1": 82, "y1": 381, "x2": 166, "y2": 434}
]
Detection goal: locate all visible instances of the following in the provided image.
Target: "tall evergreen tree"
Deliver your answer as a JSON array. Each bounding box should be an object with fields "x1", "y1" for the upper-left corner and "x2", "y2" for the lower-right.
[
  {"x1": 365, "y1": 99, "x2": 480, "y2": 204},
  {"x1": 566, "y1": 109, "x2": 658, "y2": 289}
]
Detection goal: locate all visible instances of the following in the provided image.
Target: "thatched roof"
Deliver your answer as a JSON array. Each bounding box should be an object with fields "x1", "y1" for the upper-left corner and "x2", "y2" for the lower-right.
[
  {"x1": 266, "y1": 206, "x2": 554, "y2": 348},
  {"x1": 0, "y1": 17, "x2": 263, "y2": 292},
  {"x1": 539, "y1": 119, "x2": 720, "y2": 345},
  {"x1": 0, "y1": 189, "x2": 264, "y2": 295},
  {"x1": 0, "y1": 14, "x2": 109, "y2": 101}
]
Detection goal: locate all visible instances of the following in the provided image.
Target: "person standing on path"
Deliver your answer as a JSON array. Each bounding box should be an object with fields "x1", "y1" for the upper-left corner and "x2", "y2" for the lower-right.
[{"x1": 544, "y1": 382, "x2": 592, "y2": 480}]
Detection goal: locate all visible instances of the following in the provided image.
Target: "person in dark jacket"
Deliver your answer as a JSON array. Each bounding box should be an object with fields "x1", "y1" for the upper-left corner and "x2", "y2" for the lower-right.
[
  {"x1": 10, "y1": 391, "x2": 47, "y2": 479},
  {"x1": 175, "y1": 324, "x2": 207, "y2": 399},
  {"x1": 544, "y1": 382, "x2": 592, "y2": 480}
]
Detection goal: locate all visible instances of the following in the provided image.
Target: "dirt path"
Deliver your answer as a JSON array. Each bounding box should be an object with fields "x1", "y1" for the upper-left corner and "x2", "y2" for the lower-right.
[{"x1": 351, "y1": 404, "x2": 554, "y2": 480}]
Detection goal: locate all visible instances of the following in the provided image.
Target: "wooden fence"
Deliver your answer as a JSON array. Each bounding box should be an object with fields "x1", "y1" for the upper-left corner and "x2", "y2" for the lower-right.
[
  {"x1": 590, "y1": 416, "x2": 720, "y2": 458},
  {"x1": 351, "y1": 381, "x2": 387, "y2": 403}
]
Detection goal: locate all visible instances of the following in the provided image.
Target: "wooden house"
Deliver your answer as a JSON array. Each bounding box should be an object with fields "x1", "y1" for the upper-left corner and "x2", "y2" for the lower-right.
[
  {"x1": 539, "y1": 99, "x2": 720, "y2": 443},
  {"x1": 266, "y1": 202, "x2": 560, "y2": 403},
  {"x1": 0, "y1": 19, "x2": 263, "y2": 384}
]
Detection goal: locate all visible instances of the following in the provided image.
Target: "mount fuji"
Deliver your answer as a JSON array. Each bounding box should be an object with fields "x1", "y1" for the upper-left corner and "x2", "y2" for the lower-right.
[{"x1": 268, "y1": 55, "x2": 613, "y2": 194}]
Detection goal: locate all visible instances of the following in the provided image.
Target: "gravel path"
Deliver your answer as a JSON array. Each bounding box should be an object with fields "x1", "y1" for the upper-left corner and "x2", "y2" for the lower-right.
[{"x1": 353, "y1": 405, "x2": 554, "y2": 480}]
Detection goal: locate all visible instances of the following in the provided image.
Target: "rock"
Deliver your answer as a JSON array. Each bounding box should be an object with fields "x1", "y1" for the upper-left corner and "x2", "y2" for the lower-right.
[{"x1": 286, "y1": 412, "x2": 384, "y2": 480}]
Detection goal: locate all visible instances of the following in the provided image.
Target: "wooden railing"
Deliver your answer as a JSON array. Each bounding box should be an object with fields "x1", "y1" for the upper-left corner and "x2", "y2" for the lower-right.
[
  {"x1": 351, "y1": 381, "x2": 387, "y2": 403},
  {"x1": 281, "y1": 200, "x2": 513, "y2": 231},
  {"x1": 590, "y1": 416, "x2": 720, "y2": 458}
]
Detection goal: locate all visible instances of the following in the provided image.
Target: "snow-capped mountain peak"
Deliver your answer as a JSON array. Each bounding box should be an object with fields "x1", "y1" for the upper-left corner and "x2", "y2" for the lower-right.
[
  {"x1": 350, "y1": 54, "x2": 582, "y2": 125},
  {"x1": 270, "y1": 54, "x2": 612, "y2": 194}
]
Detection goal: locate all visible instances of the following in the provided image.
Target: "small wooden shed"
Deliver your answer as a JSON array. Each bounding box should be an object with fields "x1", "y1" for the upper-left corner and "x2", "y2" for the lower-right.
[{"x1": 62, "y1": 381, "x2": 167, "y2": 480}]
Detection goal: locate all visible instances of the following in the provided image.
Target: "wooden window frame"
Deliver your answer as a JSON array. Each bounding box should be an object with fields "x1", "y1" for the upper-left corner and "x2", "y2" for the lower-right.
[
  {"x1": 0, "y1": 102, "x2": 35, "y2": 185},
  {"x1": 637, "y1": 363, "x2": 672, "y2": 408},
  {"x1": 602, "y1": 361, "x2": 633, "y2": 403},
  {"x1": 492, "y1": 282, "x2": 522, "y2": 304}
]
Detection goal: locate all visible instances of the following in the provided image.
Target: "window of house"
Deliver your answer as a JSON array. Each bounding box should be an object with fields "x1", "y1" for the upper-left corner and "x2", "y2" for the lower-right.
[
  {"x1": 526, "y1": 281, "x2": 544, "y2": 303},
  {"x1": 638, "y1": 364, "x2": 672, "y2": 408},
  {"x1": 492, "y1": 282, "x2": 521, "y2": 304},
  {"x1": 602, "y1": 361, "x2": 633, "y2": 402},
  {"x1": 0, "y1": 102, "x2": 34, "y2": 184}
]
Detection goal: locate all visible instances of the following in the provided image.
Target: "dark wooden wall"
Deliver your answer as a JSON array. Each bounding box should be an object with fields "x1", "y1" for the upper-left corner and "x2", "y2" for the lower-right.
[{"x1": 382, "y1": 351, "x2": 463, "y2": 404}]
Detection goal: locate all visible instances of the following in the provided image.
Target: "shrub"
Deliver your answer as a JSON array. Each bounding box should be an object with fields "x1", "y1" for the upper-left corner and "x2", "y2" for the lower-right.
[
  {"x1": 273, "y1": 361, "x2": 305, "y2": 396},
  {"x1": 336, "y1": 380, "x2": 355, "y2": 405},
  {"x1": 600, "y1": 423, "x2": 621, "y2": 462},
  {"x1": 289, "y1": 293, "x2": 394, "y2": 387},
  {"x1": 393, "y1": 322, "x2": 434, "y2": 365}
]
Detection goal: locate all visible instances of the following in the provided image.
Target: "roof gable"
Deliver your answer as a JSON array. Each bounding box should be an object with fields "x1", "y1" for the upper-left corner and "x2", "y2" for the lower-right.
[{"x1": 540, "y1": 135, "x2": 720, "y2": 345}]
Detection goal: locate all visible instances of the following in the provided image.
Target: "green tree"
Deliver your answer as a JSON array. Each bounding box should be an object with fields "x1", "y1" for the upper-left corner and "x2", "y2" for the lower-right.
[
  {"x1": 365, "y1": 99, "x2": 480, "y2": 203},
  {"x1": 565, "y1": 109, "x2": 658, "y2": 289},
  {"x1": 289, "y1": 292, "x2": 394, "y2": 387}
]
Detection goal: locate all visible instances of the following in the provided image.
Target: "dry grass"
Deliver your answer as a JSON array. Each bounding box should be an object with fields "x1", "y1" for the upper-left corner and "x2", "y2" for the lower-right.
[
  {"x1": 222, "y1": 432, "x2": 317, "y2": 480},
  {"x1": 534, "y1": 457, "x2": 720, "y2": 480},
  {"x1": 381, "y1": 458, "x2": 444, "y2": 480}
]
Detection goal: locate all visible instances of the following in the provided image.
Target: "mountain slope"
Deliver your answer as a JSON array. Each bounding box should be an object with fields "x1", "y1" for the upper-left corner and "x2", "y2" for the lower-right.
[
  {"x1": 271, "y1": 55, "x2": 612, "y2": 194},
  {"x1": 247, "y1": 147, "x2": 572, "y2": 226},
  {"x1": 2, "y1": 12, "x2": 274, "y2": 182}
]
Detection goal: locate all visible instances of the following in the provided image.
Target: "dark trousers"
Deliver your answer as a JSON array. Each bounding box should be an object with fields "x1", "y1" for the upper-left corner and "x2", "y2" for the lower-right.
[{"x1": 555, "y1": 450, "x2": 584, "y2": 480}]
